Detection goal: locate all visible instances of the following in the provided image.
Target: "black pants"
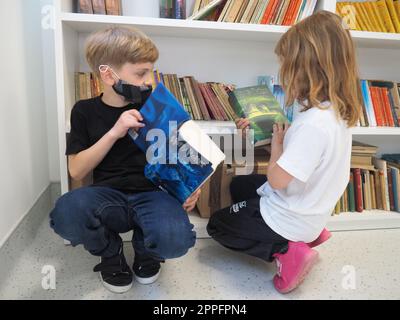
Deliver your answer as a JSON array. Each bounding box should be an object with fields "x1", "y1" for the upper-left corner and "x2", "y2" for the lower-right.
[{"x1": 207, "y1": 175, "x2": 289, "y2": 262}]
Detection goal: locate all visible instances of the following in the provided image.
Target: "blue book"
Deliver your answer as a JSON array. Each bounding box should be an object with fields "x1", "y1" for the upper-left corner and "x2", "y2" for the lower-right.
[
  {"x1": 390, "y1": 167, "x2": 399, "y2": 212},
  {"x1": 130, "y1": 83, "x2": 225, "y2": 204},
  {"x1": 361, "y1": 80, "x2": 377, "y2": 127}
]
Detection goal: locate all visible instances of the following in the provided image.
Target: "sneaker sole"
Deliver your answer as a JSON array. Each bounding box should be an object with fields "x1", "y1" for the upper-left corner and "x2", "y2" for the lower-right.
[
  {"x1": 308, "y1": 232, "x2": 332, "y2": 248},
  {"x1": 98, "y1": 273, "x2": 132, "y2": 294},
  {"x1": 135, "y1": 270, "x2": 161, "y2": 285},
  {"x1": 275, "y1": 251, "x2": 319, "y2": 294}
]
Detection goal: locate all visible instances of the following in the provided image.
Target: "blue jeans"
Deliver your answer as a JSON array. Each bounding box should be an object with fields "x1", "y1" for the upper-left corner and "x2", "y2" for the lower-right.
[{"x1": 49, "y1": 186, "x2": 196, "y2": 259}]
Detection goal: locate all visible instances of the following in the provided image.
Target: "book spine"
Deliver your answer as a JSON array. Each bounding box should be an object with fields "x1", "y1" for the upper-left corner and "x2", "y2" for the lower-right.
[
  {"x1": 382, "y1": 87, "x2": 395, "y2": 127},
  {"x1": 388, "y1": 90, "x2": 400, "y2": 127},
  {"x1": 78, "y1": 0, "x2": 94, "y2": 13},
  {"x1": 370, "y1": 172, "x2": 377, "y2": 209},
  {"x1": 348, "y1": 171, "x2": 356, "y2": 212},
  {"x1": 354, "y1": 168, "x2": 363, "y2": 212},
  {"x1": 391, "y1": 168, "x2": 400, "y2": 212},
  {"x1": 369, "y1": 85, "x2": 384, "y2": 126},
  {"x1": 175, "y1": 0, "x2": 186, "y2": 19},
  {"x1": 92, "y1": 0, "x2": 107, "y2": 14},
  {"x1": 374, "y1": 170, "x2": 383, "y2": 210},
  {"x1": 388, "y1": 168, "x2": 395, "y2": 211}
]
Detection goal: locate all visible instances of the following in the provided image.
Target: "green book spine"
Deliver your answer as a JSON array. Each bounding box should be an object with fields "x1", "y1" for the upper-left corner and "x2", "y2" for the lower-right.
[{"x1": 348, "y1": 171, "x2": 356, "y2": 212}]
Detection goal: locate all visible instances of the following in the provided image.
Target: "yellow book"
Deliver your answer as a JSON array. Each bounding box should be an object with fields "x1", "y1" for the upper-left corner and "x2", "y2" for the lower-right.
[
  {"x1": 355, "y1": 2, "x2": 371, "y2": 31},
  {"x1": 338, "y1": 2, "x2": 359, "y2": 30},
  {"x1": 376, "y1": 0, "x2": 396, "y2": 32},
  {"x1": 385, "y1": 0, "x2": 400, "y2": 32},
  {"x1": 395, "y1": 0, "x2": 400, "y2": 19},
  {"x1": 365, "y1": 1, "x2": 384, "y2": 31},
  {"x1": 371, "y1": 1, "x2": 388, "y2": 31},
  {"x1": 360, "y1": 2, "x2": 376, "y2": 31}
]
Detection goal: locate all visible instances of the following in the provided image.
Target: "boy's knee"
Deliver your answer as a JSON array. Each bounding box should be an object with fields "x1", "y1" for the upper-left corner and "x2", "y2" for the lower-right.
[
  {"x1": 147, "y1": 219, "x2": 196, "y2": 260},
  {"x1": 49, "y1": 191, "x2": 89, "y2": 241}
]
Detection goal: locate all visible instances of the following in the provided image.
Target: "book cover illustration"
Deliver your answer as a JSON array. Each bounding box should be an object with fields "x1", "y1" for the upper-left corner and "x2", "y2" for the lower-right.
[
  {"x1": 228, "y1": 85, "x2": 288, "y2": 146},
  {"x1": 130, "y1": 82, "x2": 225, "y2": 204}
]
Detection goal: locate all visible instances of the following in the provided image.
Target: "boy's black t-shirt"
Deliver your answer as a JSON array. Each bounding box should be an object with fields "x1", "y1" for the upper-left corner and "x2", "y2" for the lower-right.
[{"x1": 66, "y1": 95, "x2": 158, "y2": 194}]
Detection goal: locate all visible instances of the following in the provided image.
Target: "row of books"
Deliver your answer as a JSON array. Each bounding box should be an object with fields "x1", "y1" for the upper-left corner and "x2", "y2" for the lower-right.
[
  {"x1": 189, "y1": 0, "x2": 318, "y2": 26},
  {"x1": 333, "y1": 143, "x2": 400, "y2": 214},
  {"x1": 77, "y1": 0, "x2": 122, "y2": 15},
  {"x1": 74, "y1": 71, "x2": 238, "y2": 121},
  {"x1": 151, "y1": 71, "x2": 238, "y2": 121},
  {"x1": 359, "y1": 80, "x2": 400, "y2": 127},
  {"x1": 160, "y1": 0, "x2": 187, "y2": 19},
  {"x1": 75, "y1": 72, "x2": 104, "y2": 101},
  {"x1": 336, "y1": 1, "x2": 400, "y2": 33}
]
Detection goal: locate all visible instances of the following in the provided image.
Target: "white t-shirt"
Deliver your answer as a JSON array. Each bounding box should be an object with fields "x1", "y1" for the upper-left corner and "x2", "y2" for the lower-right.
[{"x1": 257, "y1": 102, "x2": 352, "y2": 243}]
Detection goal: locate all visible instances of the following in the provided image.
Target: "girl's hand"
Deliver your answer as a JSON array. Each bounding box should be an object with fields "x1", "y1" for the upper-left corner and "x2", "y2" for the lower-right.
[
  {"x1": 271, "y1": 122, "x2": 290, "y2": 157},
  {"x1": 235, "y1": 118, "x2": 250, "y2": 138},
  {"x1": 183, "y1": 189, "x2": 201, "y2": 212}
]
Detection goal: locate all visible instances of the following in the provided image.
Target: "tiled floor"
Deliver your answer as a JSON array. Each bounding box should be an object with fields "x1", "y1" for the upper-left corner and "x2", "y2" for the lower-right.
[{"x1": 1, "y1": 213, "x2": 400, "y2": 300}]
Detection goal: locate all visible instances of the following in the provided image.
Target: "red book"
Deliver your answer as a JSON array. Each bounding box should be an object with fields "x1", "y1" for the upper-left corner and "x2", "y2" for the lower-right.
[
  {"x1": 369, "y1": 85, "x2": 384, "y2": 126},
  {"x1": 288, "y1": 0, "x2": 303, "y2": 25},
  {"x1": 267, "y1": 0, "x2": 281, "y2": 24},
  {"x1": 269, "y1": 0, "x2": 283, "y2": 24},
  {"x1": 382, "y1": 88, "x2": 395, "y2": 127},
  {"x1": 261, "y1": 0, "x2": 277, "y2": 24},
  {"x1": 353, "y1": 168, "x2": 364, "y2": 212},
  {"x1": 206, "y1": 84, "x2": 228, "y2": 120},
  {"x1": 377, "y1": 87, "x2": 389, "y2": 126},
  {"x1": 282, "y1": 0, "x2": 297, "y2": 25},
  {"x1": 198, "y1": 84, "x2": 219, "y2": 120},
  {"x1": 203, "y1": 83, "x2": 226, "y2": 120},
  {"x1": 387, "y1": 168, "x2": 395, "y2": 211}
]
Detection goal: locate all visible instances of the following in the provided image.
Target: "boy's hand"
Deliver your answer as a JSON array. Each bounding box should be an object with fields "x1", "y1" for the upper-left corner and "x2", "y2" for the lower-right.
[
  {"x1": 183, "y1": 189, "x2": 201, "y2": 212},
  {"x1": 235, "y1": 118, "x2": 250, "y2": 138},
  {"x1": 109, "y1": 110, "x2": 145, "y2": 139}
]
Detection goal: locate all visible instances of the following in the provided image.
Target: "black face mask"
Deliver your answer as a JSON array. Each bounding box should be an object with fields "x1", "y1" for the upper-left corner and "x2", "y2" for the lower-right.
[{"x1": 112, "y1": 80, "x2": 152, "y2": 105}]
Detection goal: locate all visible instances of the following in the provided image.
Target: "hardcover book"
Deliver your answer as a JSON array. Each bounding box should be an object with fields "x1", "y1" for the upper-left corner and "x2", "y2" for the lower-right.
[
  {"x1": 228, "y1": 85, "x2": 288, "y2": 147},
  {"x1": 130, "y1": 83, "x2": 225, "y2": 204}
]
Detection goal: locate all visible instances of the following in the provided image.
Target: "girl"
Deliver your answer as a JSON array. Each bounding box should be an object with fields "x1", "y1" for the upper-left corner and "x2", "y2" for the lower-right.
[{"x1": 207, "y1": 11, "x2": 362, "y2": 294}]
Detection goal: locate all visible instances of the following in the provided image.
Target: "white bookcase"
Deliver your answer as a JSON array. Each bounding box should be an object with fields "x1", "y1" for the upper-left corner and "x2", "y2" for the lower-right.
[{"x1": 54, "y1": 0, "x2": 400, "y2": 232}]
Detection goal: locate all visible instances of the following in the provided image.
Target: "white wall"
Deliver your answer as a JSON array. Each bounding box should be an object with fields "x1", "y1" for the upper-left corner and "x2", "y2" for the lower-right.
[
  {"x1": 41, "y1": 0, "x2": 60, "y2": 182},
  {"x1": 0, "y1": 0, "x2": 50, "y2": 247}
]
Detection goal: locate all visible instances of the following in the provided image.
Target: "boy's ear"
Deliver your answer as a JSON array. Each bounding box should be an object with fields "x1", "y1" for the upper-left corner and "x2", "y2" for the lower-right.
[{"x1": 99, "y1": 69, "x2": 116, "y2": 86}]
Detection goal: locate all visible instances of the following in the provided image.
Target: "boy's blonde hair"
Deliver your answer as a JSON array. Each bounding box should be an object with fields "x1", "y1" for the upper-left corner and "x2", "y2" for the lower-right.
[
  {"x1": 85, "y1": 27, "x2": 159, "y2": 75},
  {"x1": 275, "y1": 11, "x2": 362, "y2": 127}
]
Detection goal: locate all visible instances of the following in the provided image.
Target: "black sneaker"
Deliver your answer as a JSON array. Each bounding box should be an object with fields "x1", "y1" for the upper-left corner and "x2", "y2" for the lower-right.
[
  {"x1": 132, "y1": 253, "x2": 163, "y2": 285},
  {"x1": 93, "y1": 246, "x2": 133, "y2": 294}
]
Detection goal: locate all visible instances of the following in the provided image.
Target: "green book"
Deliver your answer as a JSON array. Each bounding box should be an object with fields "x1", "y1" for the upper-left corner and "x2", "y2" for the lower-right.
[
  {"x1": 348, "y1": 171, "x2": 356, "y2": 212},
  {"x1": 228, "y1": 85, "x2": 288, "y2": 147}
]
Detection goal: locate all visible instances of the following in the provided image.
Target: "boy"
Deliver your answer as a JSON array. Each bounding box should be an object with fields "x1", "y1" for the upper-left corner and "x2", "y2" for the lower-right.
[{"x1": 50, "y1": 27, "x2": 200, "y2": 294}]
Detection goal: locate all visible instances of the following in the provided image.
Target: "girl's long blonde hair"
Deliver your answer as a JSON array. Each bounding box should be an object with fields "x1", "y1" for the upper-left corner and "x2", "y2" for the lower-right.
[{"x1": 275, "y1": 11, "x2": 362, "y2": 127}]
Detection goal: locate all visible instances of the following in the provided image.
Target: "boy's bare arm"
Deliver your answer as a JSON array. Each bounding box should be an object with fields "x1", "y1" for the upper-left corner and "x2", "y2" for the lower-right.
[
  {"x1": 267, "y1": 123, "x2": 293, "y2": 190},
  {"x1": 68, "y1": 109, "x2": 145, "y2": 180}
]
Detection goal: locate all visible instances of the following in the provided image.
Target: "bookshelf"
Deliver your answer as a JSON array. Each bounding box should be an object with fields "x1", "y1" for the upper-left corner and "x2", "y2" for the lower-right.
[{"x1": 54, "y1": 0, "x2": 400, "y2": 232}]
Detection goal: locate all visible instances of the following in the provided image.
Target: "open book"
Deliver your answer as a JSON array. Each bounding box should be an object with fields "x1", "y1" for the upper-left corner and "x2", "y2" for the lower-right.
[
  {"x1": 129, "y1": 83, "x2": 225, "y2": 204},
  {"x1": 229, "y1": 85, "x2": 288, "y2": 147}
]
